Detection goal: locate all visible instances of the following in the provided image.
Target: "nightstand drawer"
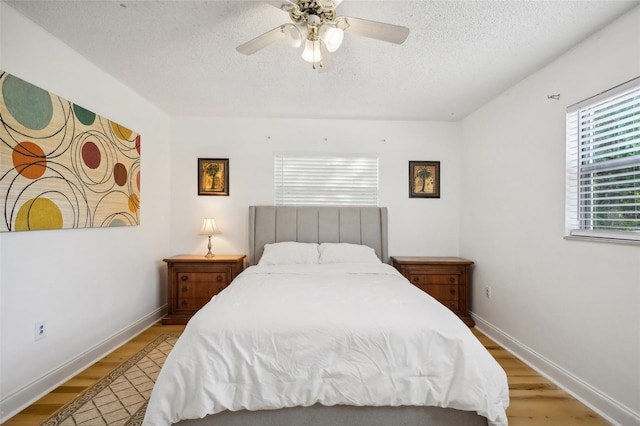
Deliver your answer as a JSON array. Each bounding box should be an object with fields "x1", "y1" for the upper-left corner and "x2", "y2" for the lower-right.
[
  {"x1": 413, "y1": 283, "x2": 459, "y2": 302},
  {"x1": 177, "y1": 280, "x2": 228, "y2": 298},
  {"x1": 177, "y1": 271, "x2": 228, "y2": 286},
  {"x1": 409, "y1": 274, "x2": 459, "y2": 285},
  {"x1": 175, "y1": 297, "x2": 213, "y2": 312}
]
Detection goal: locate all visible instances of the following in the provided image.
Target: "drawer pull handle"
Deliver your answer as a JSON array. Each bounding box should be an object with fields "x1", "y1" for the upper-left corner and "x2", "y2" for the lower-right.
[
  {"x1": 216, "y1": 275, "x2": 223, "y2": 282},
  {"x1": 450, "y1": 288, "x2": 456, "y2": 294},
  {"x1": 181, "y1": 286, "x2": 188, "y2": 292},
  {"x1": 412, "y1": 277, "x2": 418, "y2": 282},
  {"x1": 180, "y1": 275, "x2": 188, "y2": 281},
  {"x1": 181, "y1": 300, "x2": 187, "y2": 306},
  {"x1": 449, "y1": 277, "x2": 455, "y2": 283}
]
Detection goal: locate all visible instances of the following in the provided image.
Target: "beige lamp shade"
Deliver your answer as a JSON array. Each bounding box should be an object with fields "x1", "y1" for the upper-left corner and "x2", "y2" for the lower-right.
[{"x1": 200, "y1": 218, "x2": 221, "y2": 236}]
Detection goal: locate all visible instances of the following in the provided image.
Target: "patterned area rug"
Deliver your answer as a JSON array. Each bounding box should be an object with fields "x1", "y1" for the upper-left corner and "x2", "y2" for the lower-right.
[{"x1": 40, "y1": 333, "x2": 180, "y2": 426}]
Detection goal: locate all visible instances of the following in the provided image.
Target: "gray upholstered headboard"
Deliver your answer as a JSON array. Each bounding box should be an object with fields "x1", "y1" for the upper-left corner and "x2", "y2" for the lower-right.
[{"x1": 249, "y1": 206, "x2": 388, "y2": 265}]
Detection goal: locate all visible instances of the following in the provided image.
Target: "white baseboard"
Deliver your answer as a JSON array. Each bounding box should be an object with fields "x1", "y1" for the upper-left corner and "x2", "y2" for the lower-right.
[
  {"x1": 0, "y1": 306, "x2": 167, "y2": 423},
  {"x1": 472, "y1": 313, "x2": 640, "y2": 426}
]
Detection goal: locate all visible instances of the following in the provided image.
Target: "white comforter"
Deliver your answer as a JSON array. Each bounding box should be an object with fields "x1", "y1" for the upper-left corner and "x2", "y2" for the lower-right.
[{"x1": 143, "y1": 263, "x2": 509, "y2": 426}]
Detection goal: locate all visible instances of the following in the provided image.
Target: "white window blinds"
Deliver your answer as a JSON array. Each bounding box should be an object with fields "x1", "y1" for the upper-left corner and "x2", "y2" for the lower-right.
[
  {"x1": 274, "y1": 152, "x2": 379, "y2": 206},
  {"x1": 565, "y1": 77, "x2": 640, "y2": 242}
]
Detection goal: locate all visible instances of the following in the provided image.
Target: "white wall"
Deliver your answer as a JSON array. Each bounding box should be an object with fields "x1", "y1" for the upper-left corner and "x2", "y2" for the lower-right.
[
  {"x1": 168, "y1": 117, "x2": 463, "y2": 260},
  {"x1": 0, "y1": 3, "x2": 172, "y2": 420},
  {"x1": 460, "y1": 6, "x2": 640, "y2": 425}
]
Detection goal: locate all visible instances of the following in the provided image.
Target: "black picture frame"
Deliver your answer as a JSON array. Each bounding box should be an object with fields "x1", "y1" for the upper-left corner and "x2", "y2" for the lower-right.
[
  {"x1": 198, "y1": 158, "x2": 229, "y2": 196},
  {"x1": 409, "y1": 161, "x2": 440, "y2": 198}
]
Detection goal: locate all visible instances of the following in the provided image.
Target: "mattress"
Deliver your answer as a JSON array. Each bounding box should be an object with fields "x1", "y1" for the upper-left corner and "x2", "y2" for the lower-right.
[{"x1": 143, "y1": 263, "x2": 509, "y2": 426}]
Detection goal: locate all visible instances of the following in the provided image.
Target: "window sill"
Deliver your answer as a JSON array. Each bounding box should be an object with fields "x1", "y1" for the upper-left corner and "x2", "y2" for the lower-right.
[{"x1": 563, "y1": 235, "x2": 640, "y2": 246}]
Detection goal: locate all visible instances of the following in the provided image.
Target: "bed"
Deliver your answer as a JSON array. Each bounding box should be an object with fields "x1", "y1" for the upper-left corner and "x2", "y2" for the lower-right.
[{"x1": 143, "y1": 206, "x2": 509, "y2": 426}]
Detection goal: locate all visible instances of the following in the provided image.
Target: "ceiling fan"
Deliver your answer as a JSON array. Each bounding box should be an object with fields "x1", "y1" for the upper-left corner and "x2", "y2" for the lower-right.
[{"x1": 236, "y1": 0, "x2": 410, "y2": 69}]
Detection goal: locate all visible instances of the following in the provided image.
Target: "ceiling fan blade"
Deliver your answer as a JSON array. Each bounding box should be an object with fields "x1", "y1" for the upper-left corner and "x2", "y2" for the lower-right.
[
  {"x1": 263, "y1": 0, "x2": 297, "y2": 12},
  {"x1": 236, "y1": 26, "x2": 286, "y2": 56},
  {"x1": 342, "y1": 16, "x2": 409, "y2": 45}
]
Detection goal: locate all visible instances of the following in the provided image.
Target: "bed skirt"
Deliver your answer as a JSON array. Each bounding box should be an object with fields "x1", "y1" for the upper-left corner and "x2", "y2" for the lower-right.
[{"x1": 173, "y1": 404, "x2": 488, "y2": 426}]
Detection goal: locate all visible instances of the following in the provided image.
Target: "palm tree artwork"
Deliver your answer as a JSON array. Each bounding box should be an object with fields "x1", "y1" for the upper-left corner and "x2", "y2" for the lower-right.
[
  {"x1": 203, "y1": 162, "x2": 220, "y2": 190},
  {"x1": 415, "y1": 166, "x2": 434, "y2": 193}
]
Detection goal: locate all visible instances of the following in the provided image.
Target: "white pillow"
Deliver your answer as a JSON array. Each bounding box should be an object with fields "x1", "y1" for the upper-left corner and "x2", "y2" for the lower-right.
[
  {"x1": 258, "y1": 241, "x2": 320, "y2": 265},
  {"x1": 318, "y1": 243, "x2": 381, "y2": 264}
]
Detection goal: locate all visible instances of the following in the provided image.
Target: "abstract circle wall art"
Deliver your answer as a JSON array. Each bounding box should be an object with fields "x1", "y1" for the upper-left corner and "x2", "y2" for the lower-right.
[{"x1": 0, "y1": 71, "x2": 141, "y2": 232}]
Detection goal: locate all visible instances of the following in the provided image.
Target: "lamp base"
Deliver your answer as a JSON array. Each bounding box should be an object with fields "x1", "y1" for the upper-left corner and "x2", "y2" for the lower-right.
[{"x1": 204, "y1": 235, "x2": 215, "y2": 258}]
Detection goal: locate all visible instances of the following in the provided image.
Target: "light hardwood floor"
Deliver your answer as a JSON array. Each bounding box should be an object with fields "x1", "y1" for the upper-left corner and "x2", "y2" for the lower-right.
[{"x1": 3, "y1": 323, "x2": 611, "y2": 425}]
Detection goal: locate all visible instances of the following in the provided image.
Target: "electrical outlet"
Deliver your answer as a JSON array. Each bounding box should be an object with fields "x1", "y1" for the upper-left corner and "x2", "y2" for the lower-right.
[
  {"x1": 35, "y1": 320, "x2": 47, "y2": 341},
  {"x1": 485, "y1": 286, "x2": 491, "y2": 299}
]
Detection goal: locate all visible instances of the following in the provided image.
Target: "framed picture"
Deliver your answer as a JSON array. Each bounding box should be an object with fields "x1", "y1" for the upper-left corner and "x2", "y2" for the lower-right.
[
  {"x1": 198, "y1": 158, "x2": 229, "y2": 196},
  {"x1": 409, "y1": 161, "x2": 440, "y2": 198}
]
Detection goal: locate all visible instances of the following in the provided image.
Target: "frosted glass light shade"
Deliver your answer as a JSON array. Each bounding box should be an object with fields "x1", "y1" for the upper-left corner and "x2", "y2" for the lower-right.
[
  {"x1": 301, "y1": 39, "x2": 322, "y2": 63},
  {"x1": 282, "y1": 24, "x2": 304, "y2": 47},
  {"x1": 320, "y1": 25, "x2": 344, "y2": 52}
]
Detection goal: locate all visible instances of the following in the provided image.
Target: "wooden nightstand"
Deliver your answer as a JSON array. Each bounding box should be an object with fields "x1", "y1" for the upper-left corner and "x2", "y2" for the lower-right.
[
  {"x1": 391, "y1": 256, "x2": 475, "y2": 327},
  {"x1": 162, "y1": 254, "x2": 246, "y2": 325}
]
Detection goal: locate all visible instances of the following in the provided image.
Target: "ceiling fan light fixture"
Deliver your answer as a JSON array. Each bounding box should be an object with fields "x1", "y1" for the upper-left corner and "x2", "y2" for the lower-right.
[
  {"x1": 301, "y1": 39, "x2": 322, "y2": 63},
  {"x1": 236, "y1": 1, "x2": 410, "y2": 68},
  {"x1": 319, "y1": 24, "x2": 344, "y2": 52}
]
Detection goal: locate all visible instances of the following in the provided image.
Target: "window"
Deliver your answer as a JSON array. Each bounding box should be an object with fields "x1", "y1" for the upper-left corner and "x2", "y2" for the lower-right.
[
  {"x1": 274, "y1": 152, "x2": 378, "y2": 206},
  {"x1": 565, "y1": 77, "x2": 640, "y2": 242}
]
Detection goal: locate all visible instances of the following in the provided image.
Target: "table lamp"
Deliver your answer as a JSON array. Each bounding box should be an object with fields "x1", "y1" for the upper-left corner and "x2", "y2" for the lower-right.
[{"x1": 200, "y1": 217, "x2": 221, "y2": 258}]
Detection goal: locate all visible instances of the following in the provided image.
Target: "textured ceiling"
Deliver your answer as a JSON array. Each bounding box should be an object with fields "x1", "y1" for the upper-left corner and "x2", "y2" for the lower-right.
[{"x1": 5, "y1": 0, "x2": 640, "y2": 121}]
